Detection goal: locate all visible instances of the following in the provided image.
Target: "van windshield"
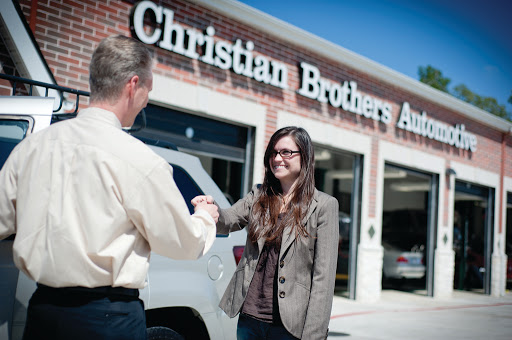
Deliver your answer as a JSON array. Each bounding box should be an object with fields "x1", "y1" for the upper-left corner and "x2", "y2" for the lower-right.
[{"x1": 0, "y1": 120, "x2": 30, "y2": 168}]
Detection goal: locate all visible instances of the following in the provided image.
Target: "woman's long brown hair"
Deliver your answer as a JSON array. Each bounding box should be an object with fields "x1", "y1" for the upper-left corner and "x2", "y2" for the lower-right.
[{"x1": 248, "y1": 126, "x2": 315, "y2": 244}]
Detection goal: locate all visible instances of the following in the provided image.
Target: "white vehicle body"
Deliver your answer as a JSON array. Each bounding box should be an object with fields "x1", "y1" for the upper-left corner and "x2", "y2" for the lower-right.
[
  {"x1": 382, "y1": 241, "x2": 425, "y2": 279},
  {"x1": 0, "y1": 96, "x2": 245, "y2": 340}
]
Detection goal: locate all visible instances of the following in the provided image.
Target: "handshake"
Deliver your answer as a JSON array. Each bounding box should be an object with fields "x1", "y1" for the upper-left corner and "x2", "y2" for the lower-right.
[{"x1": 192, "y1": 195, "x2": 219, "y2": 223}]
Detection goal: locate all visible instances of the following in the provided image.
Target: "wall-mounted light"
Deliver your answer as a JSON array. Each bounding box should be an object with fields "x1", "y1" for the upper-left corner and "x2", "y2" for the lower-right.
[
  {"x1": 446, "y1": 168, "x2": 457, "y2": 176},
  {"x1": 185, "y1": 127, "x2": 194, "y2": 139}
]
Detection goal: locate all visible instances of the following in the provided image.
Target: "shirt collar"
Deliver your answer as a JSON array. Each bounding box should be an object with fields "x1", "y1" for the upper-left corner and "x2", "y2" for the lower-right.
[{"x1": 77, "y1": 107, "x2": 123, "y2": 129}]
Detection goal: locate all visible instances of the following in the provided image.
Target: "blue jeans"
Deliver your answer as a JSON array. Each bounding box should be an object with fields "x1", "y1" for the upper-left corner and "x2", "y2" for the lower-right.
[
  {"x1": 237, "y1": 313, "x2": 298, "y2": 340},
  {"x1": 23, "y1": 284, "x2": 147, "y2": 340}
]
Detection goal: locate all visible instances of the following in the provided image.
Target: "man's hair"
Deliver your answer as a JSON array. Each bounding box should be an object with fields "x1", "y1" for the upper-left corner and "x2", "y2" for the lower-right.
[{"x1": 89, "y1": 35, "x2": 154, "y2": 103}]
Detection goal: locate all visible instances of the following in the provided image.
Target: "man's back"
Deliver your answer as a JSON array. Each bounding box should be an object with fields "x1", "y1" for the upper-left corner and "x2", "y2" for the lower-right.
[
  {"x1": 3, "y1": 107, "x2": 214, "y2": 288},
  {"x1": 0, "y1": 34, "x2": 219, "y2": 340}
]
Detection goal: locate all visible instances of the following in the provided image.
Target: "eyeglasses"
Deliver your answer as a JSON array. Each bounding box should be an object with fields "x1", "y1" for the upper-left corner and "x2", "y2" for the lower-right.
[{"x1": 270, "y1": 149, "x2": 301, "y2": 158}]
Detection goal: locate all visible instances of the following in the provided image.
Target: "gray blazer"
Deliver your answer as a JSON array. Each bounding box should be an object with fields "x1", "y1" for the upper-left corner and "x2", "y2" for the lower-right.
[{"x1": 217, "y1": 185, "x2": 339, "y2": 339}]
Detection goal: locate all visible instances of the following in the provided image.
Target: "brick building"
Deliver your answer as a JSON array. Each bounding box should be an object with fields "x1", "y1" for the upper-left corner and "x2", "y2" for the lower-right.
[{"x1": 1, "y1": 0, "x2": 511, "y2": 301}]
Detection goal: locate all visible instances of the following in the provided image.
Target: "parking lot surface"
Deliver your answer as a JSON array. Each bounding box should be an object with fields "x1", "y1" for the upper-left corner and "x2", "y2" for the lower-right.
[{"x1": 328, "y1": 289, "x2": 512, "y2": 340}]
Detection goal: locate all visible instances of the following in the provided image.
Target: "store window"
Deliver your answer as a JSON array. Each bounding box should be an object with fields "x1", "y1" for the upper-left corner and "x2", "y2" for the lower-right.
[
  {"x1": 453, "y1": 181, "x2": 494, "y2": 294},
  {"x1": 314, "y1": 145, "x2": 362, "y2": 299},
  {"x1": 133, "y1": 104, "x2": 254, "y2": 203},
  {"x1": 381, "y1": 164, "x2": 438, "y2": 297}
]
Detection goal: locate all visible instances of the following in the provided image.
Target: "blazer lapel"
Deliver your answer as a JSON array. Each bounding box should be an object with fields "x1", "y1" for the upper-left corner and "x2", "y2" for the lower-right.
[{"x1": 279, "y1": 190, "x2": 319, "y2": 258}]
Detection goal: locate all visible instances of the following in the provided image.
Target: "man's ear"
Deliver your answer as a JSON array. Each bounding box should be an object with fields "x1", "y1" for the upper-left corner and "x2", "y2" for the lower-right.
[{"x1": 128, "y1": 75, "x2": 140, "y2": 96}]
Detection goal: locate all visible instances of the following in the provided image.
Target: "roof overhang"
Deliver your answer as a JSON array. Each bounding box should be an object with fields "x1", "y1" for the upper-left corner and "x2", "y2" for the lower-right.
[{"x1": 191, "y1": 0, "x2": 512, "y2": 133}]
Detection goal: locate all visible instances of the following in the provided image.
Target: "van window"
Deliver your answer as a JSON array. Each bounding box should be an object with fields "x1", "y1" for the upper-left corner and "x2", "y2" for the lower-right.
[
  {"x1": 171, "y1": 163, "x2": 227, "y2": 238},
  {"x1": 171, "y1": 164, "x2": 204, "y2": 214},
  {"x1": 0, "y1": 119, "x2": 30, "y2": 168}
]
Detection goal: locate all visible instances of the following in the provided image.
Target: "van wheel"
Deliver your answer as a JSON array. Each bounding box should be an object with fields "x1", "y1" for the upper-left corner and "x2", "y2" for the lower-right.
[{"x1": 147, "y1": 326, "x2": 185, "y2": 340}]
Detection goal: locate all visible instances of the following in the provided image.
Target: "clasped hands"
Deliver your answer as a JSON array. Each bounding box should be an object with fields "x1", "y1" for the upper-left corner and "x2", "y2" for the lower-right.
[{"x1": 192, "y1": 195, "x2": 219, "y2": 223}]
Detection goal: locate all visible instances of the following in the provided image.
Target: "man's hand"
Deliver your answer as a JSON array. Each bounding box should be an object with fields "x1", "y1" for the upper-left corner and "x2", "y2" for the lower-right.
[
  {"x1": 191, "y1": 195, "x2": 214, "y2": 207},
  {"x1": 192, "y1": 195, "x2": 218, "y2": 223}
]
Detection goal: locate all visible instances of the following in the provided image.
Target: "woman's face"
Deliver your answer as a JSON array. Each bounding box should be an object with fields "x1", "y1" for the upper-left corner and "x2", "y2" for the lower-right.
[{"x1": 270, "y1": 136, "x2": 302, "y2": 189}]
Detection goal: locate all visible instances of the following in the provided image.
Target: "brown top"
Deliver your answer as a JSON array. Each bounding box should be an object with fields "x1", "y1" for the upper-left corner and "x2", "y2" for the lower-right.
[
  {"x1": 241, "y1": 214, "x2": 283, "y2": 323},
  {"x1": 241, "y1": 241, "x2": 281, "y2": 323}
]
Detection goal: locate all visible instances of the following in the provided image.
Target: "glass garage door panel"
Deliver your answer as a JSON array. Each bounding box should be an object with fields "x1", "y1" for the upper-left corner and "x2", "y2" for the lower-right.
[
  {"x1": 314, "y1": 145, "x2": 360, "y2": 298},
  {"x1": 381, "y1": 164, "x2": 435, "y2": 296},
  {"x1": 453, "y1": 181, "x2": 494, "y2": 294}
]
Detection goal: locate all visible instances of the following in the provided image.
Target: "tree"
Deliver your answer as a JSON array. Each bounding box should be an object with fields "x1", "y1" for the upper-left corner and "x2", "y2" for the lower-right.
[
  {"x1": 453, "y1": 84, "x2": 508, "y2": 119},
  {"x1": 418, "y1": 65, "x2": 511, "y2": 121},
  {"x1": 418, "y1": 65, "x2": 451, "y2": 92}
]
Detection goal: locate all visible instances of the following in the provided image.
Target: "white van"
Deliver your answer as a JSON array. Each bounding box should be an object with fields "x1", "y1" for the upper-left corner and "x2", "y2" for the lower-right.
[{"x1": 0, "y1": 94, "x2": 245, "y2": 340}]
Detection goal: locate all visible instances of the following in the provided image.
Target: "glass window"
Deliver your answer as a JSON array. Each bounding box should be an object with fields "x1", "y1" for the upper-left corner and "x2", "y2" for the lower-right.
[
  {"x1": 133, "y1": 104, "x2": 253, "y2": 202},
  {"x1": 170, "y1": 163, "x2": 227, "y2": 238},
  {"x1": 0, "y1": 119, "x2": 30, "y2": 169},
  {"x1": 170, "y1": 164, "x2": 204, "y2": 214},
  {"x1": 453, "y1": 181, "x2": 493, "y2": 293},
  {"x1": 382, "y1": 164, "x2": 432, "y2": 294},
  {"x1": 314, "y1": 145, "x2": 357, "y2": 295},
  {"x1": 191, "y1": 155, "x2": 242, "y2": 204}
]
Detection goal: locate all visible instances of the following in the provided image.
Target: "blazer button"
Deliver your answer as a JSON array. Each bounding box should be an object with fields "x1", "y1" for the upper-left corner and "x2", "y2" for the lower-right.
[
  {"x1": 279, "y1": 260, "x2": 284, "y2": 268},
  {"x1": 279, "y1": 276, "x2": 285, "y2": 284},
  {"x1": 279, "y1": 291, "x2": 285, "y2": 298}
]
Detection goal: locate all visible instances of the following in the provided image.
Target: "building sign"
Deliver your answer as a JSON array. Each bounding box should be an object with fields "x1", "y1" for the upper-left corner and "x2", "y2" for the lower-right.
[
  {"x1": 130, "y1": 1, "x2": 477, "y2": 151},
  {"x1": 297, "y1": 62, "x2": 392, "y2": 124},
  {"x1": 131, "y1": 1, "x2": 288, "y2": 90},
  {"x1": 397, "y1": 102, "x2": 477, "y2": 151}
]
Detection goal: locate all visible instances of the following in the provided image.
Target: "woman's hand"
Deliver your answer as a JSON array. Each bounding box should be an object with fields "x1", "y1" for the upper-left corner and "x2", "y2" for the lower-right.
[{"x1": 192, "y1": 195, "x2": 218, "y2": 223}]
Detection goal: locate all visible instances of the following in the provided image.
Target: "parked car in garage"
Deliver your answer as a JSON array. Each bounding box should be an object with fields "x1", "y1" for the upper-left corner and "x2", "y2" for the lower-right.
[
  {"x1": 381, "y1": 209, "x2": 427, "y2": 281},
  {"x1": 382, "y1": 241, "x2": 425, "y2": 279}
]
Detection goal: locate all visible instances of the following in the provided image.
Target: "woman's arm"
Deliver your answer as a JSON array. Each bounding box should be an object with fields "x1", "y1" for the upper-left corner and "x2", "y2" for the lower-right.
[
  {"x1": 302, "y1": 196, "x2": 339, "y2": 339},
  {"x1": 192, "y1": 186, "x2": 257, "y2": 235}
]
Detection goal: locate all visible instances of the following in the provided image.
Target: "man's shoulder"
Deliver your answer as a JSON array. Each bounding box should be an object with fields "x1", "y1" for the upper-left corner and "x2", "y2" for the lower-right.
[
  {"x1": 34, "y1": 116, "x2": 165, "y2": 173},
  {"x1": 104, "y1": 131, "x2": 167, "y2": 173}
]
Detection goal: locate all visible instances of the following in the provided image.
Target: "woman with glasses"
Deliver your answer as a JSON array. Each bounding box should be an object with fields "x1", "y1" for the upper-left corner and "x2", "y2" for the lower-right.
[{"x1": 192, "y1": 126, "x2": 339, "y2": 340}]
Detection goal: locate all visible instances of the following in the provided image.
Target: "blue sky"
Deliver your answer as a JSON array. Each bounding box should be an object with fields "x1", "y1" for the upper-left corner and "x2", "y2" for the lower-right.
[{"x1": 237, "y1": 0, "x2": 512, "y2": 114}]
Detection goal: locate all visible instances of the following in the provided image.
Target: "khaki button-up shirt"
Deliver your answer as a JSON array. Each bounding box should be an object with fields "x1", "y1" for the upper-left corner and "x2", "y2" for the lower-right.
[{"x1": 0, "y1": 107, "x2": 216, "y2": 289}]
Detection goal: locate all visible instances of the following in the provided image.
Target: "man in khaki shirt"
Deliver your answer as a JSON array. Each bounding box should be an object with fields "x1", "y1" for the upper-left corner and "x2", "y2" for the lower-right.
[{"x1": 0, "y1": 35, "x2": 218, "y2": 340}]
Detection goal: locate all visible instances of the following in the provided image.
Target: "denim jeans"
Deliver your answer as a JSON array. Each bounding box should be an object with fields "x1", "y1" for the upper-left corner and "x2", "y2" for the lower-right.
[{"x1": 237, "y1": 313, "x2": 299, "y2": 340}]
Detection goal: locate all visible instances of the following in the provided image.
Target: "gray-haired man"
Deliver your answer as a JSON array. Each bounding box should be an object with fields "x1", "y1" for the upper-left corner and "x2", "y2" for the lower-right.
[{"x1": 0, "y1": 35, "x2": 218, "y2": 340}]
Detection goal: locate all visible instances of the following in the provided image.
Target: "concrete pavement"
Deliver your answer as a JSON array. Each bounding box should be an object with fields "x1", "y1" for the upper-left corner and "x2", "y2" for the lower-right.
[{"x1": 328, "y1": 290, "x2": 512, "y2": 340}]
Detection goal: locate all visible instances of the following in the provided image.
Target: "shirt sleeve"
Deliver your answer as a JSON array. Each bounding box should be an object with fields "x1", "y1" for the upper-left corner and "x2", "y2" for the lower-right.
[
  {"x1": 124, "y1": 161, "x2": 216, "y2": 260},
  {"x1": 217, "y1": 186, "x2": 256, "y2": 235},
  {"x1": 0, "y1": 151, "x2": 18, "y2": 239}
]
